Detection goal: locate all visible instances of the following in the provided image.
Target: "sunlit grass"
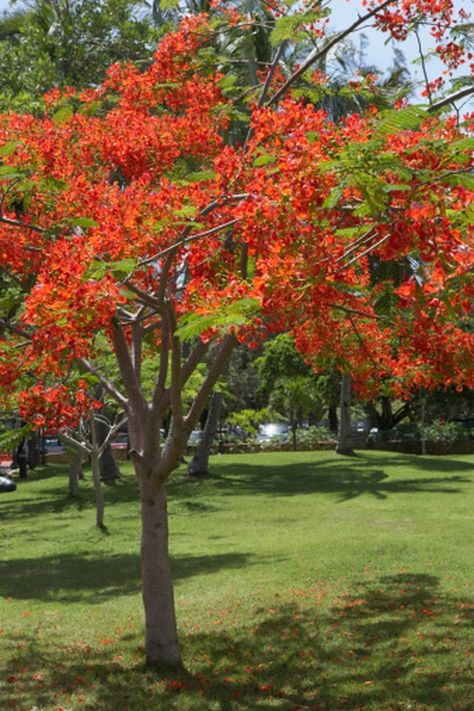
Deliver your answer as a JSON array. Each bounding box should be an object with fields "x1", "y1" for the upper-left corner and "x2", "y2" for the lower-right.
[{"x1": 0, "y1": 450, "x2": 473, "y2": 710}]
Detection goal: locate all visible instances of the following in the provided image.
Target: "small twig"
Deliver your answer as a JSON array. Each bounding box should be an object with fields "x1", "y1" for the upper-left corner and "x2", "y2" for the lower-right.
[
  {"x1": 342, "y1": 233, "x2": 391, "y2": 269},
  {"x1": 415, "y1": 29, "x2": 432, "y2": 107}
]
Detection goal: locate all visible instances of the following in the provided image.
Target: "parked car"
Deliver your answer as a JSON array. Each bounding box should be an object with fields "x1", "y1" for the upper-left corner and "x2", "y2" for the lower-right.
[
  {"x1": 256, "y1": 422, "x2": 290, "y2": 444},
  {"x1": 110, "y1": 434, "x2": 129, "y2": 450},
  {"x1": 187, "y1": 430, "x2": 202, "y2": 447},
  {"x1": 0, "y1": 475, "x2": 16, "y2": 493},
  {"x1": 42, "y1": 436, "x2": 65, "y2": 453}
]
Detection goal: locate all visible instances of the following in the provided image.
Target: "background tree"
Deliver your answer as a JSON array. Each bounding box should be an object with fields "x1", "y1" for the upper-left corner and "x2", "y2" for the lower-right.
[
  {"x1": 268, "y1": 375, "x2": 324, "y2": 450},
  {"x1": 0, "y1": 0, "x2": 158, "y2": 111}
]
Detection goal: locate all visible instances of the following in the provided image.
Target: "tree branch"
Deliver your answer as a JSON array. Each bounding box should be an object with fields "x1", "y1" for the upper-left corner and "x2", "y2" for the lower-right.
[
  {"x1": 166, "y1": 300, "x2": 183, "y2": 428},
  {"x1": 78, "y1": 358, "x2": 128, "y2": 408},
  {"x1": 428, "y1": 86, "x2": 474, "y2": 113},
  {"x1": 0, "y1": 215, "x2": 45, "y2": 234},
  {"x1": 97, "y1": 413, "x2": 128, "y2": 457},
  {"x1": 266, "y1": 0, "x2": 398, "y2": 106},
  {"x1": 111, "y1": 319, "x2": 147, "y2": 413},
  {"x1": 141, "y1": 218, "x2": 239, "y2": 267}
]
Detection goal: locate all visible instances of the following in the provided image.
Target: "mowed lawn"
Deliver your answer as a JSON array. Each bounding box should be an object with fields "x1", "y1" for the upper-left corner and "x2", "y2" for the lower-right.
[{"x1": 0, "y1": 450, "x2": 473, "y2": 711}]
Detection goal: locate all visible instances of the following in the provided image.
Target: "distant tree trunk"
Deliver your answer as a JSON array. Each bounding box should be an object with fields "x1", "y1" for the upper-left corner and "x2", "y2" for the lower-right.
[
  {"x1": 366, "y1": 396, "x2": 411, "y2": 431},
  {"x1": 336, "y1": 374, "x2": 354, "y2": 455},
  {"x1": 419, "y1": 391, "x2": 427, "y2": 456},
  {"x1": 91, "y1": 416, "x2": 105, "y2": 528},
  {"x1": 15, "y1": 439, "x2": 28, "y2": 479},
  {"x1": 67, "y1": 449, "x2": 83, "y2": 498},
  {"x1": 328, "y1": 404, "x2": 338, "y2": 433},
  {"x1": 27, "y1": 431, "x2": 41, "y2": 469},
  {"x1": 91, "y1": 449, "x2": 105, "y2": 528},
  {"x1": 291, "y1": 421, "x2": 297, "y2": 451},
  {"x1": 93, "y1": 385, "x2": 121, "y2": 482},
  {"x1": 187, "y1": 392, "x2": 223, "y2": 477},
  {"x1": 95, "y1": 416, "x2": 121, "y2": 482}
]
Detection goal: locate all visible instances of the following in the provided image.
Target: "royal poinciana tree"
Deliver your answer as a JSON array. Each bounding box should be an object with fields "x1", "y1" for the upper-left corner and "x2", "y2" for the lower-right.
[{"x1": 0, "y1": 1, "x2": 473, "y2": 666}]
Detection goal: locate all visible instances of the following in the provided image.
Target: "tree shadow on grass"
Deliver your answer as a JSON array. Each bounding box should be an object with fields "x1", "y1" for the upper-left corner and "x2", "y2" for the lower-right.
[
  {"x1": 0, "y1": 551, "x2": 258, "y2": 604},
  {"x1": 200, "y1": 459, "x2": 472, "y2": 501},
  {"x1": 2, "y1": 453, "x2": 473, "y2": 523},
  {"x1": 1, "y1": 572, "x2": 472, "y2": 710}
]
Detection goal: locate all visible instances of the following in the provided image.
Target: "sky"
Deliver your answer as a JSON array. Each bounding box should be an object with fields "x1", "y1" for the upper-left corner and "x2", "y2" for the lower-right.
[
  {"x1": 0, "y1": 0, "x2": 472, "y2": 106},
  {"x1": 329, "y1": 0, "x2": 473, "y2": 102}
]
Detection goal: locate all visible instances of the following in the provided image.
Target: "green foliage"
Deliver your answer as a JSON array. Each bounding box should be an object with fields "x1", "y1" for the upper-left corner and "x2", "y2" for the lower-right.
[
  {"x1": 423, "y1": 419, "x2": 472, "y2": 443},
  {"x1": 269, "y1": 375, "x2": 325, "y2": 428},
  {"x1": 295, "y1": 424, "x2": 337, "y2": 448},
  {"x1": 270, "y1": 6, "x2": 330, "y2": 45},
  {"x1": 254, "y1": 333, "x2": 310, "y2": 395},
  {"x1": 377, "y1": 106, "x2": 427, "y2": 134},
  {"x1": 227, "y1": 407, "x2": 268, "y2": 435},
  {"x1": 177, "y1": 298, "x2": 260, "y2": 342},
  {"x1": 0, "y1": 0, "x2": 159, "y2": 111},
  {"x1": 0, "y1": 422, "x2": 31, "y2": 451}
]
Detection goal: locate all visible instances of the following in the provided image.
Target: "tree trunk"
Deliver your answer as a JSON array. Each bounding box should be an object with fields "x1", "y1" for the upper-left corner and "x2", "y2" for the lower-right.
[
  {"x1": 68, "y1": 450, "x2": 82, "y2": 498},
  {"x1": 15, "y1": 439, "x2": 28, "y2": 479},
  {"x1": 90, "y1": 447, "x2": 105, "y2": 528},
  {"x1": 139, "y1": 477, "x2": 181, "y2": 667},
  {"x1": 328, "y1": 404, "x2": 338, "y2": 434},
  {"x1": 187, "y1": 392, "x2": 223, "y2": 477},
  {"x1": 27, "y1": 431, "x2": 41, "y2": 469},
  {"x1": 95, "y1": 412, "x2": 121, "y2": 483},
  {"x1": 419, "y1": 392, "x2": 427, "y2": 456},
  {"x1": 291, "y1": 421, "x2": 297, "y2": 451},
  {"x1": 336, "y1": 374, "x2": 354, "y2": 455}
]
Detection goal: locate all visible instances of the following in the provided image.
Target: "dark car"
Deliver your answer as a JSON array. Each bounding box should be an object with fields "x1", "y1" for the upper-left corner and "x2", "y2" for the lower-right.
[
  {"x1": 43, "y1": 436, "x2": 65, "y2": 453},
  {"x1": 0, "y1": 474, "x2": 16, "y2": 492}
]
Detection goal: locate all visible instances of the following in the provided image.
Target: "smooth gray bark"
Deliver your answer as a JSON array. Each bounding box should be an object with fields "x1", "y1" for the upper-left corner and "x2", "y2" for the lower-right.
[
  {"x1": 91, "y1": 450, "x2": 105, "y2": 528},
  {"x1": 139, "y1": 476, "x2": 181, "y2": 667},
  {"x1": 336, "y1": 374, "x2": 354, "y2": 455},
  {"x1": 67, "y1": 450, "x2": 83, "y2": 498},
  {"x1": 91, "y1": 421, "x2": 105, "y2": 528},
  {"x1": 187, "y1": 391, "x2": 223, "y2": 476},
  {"x1": 420, "y1": 392, "x2": 427, "y2": 455}
]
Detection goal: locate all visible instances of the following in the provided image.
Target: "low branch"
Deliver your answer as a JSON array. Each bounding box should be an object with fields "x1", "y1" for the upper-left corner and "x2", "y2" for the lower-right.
[
  {"x1": 152, "y1": 316, "x2": 169, "y2": 413},
  {"x1": 342, "y1": 233, "x2": 390, "y2": 269},
  {"x1": 59, "y1": 430, "x2": 90, "y2": 456},
  {"x1": 0, "y1": 318, "x2": 32, "y2": 339},
  {"x1": 181, "y1": 338, "x2": 209, "y2": 389},
  {"x1": 332, "y1": 303, "x2": 387, "y2": 322}
]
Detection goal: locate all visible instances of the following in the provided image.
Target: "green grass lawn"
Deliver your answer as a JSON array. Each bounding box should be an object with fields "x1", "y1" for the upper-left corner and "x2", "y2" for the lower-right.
[{"x1": 0, "y1": 450, "x2": 473, "y2": 710}]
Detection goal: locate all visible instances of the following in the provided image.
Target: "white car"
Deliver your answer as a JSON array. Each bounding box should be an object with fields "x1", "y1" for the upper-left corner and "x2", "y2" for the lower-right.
[{"x1": 256, "y1": 423, "x2": 290, "y2": 444}]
